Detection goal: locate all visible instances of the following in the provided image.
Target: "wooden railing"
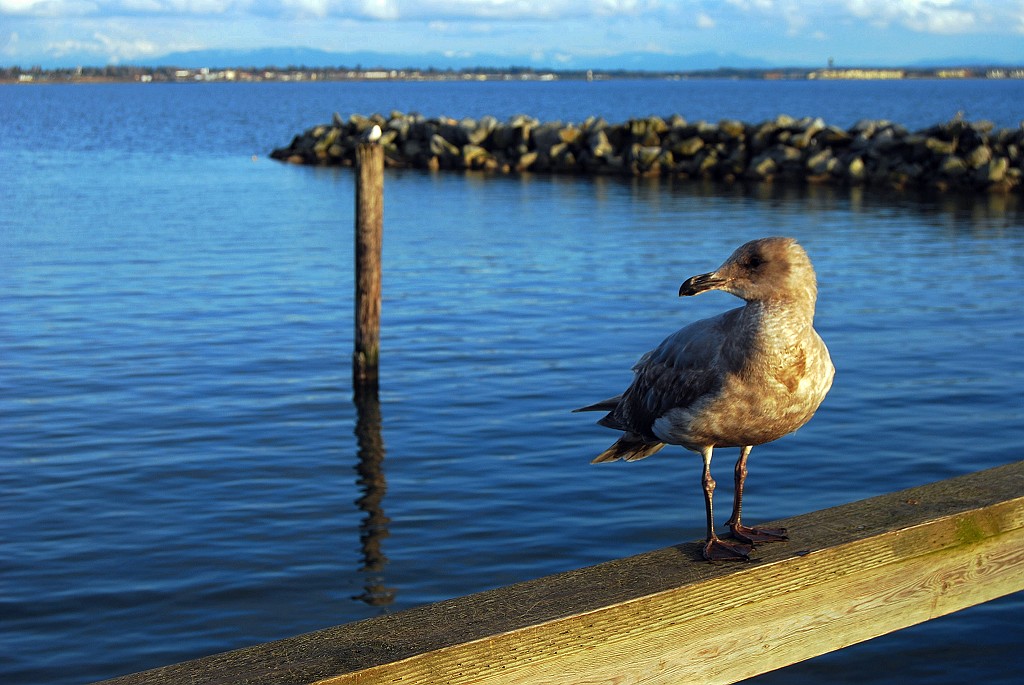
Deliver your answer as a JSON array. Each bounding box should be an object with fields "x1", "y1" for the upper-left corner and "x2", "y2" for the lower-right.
[{"x1": 98, "y1": 460, "x2": 1024, "y2": 685}]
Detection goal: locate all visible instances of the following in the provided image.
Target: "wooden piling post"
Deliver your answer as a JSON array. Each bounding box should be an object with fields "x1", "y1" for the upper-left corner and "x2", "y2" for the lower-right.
[{"x1": 354, "y1": 141, "x2": 383, "y2": 389}]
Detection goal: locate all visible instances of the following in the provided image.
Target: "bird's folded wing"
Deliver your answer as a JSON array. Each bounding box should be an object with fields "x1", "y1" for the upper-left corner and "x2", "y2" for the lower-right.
[{"x1": 601, "y1": 309, "x2": 739, "y2": 436}]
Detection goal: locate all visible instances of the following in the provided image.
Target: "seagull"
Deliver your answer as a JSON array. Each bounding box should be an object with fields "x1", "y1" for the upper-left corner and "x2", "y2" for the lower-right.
[
  {"x1": 364, "y1": 124, "x2": 382, "y2": 143},
  {"x1": 575, "y1": 237, "x2": 834, "y2": 561}
]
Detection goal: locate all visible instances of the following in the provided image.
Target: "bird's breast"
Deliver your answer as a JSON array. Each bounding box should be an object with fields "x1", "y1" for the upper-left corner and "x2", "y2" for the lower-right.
[{"x1": 653, "y1": 346, "x2": 833, "y2": 450}]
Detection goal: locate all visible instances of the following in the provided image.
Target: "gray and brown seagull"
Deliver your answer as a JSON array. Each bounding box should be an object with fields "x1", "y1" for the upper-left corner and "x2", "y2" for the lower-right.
[{"x1": 575, "y1": 237, "x2": 834, "y2": 560}]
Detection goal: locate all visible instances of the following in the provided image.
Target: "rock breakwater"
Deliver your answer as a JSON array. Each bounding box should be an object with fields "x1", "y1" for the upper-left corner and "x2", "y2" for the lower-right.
[{"x1": 270, "y1": 111, "x2": 1024, "y2": 194}]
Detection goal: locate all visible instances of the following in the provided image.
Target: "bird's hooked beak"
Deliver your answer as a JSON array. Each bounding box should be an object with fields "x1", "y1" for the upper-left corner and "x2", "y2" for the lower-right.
[{"x1": 679, "y1": 271, "x2": 726, "y2": 297}]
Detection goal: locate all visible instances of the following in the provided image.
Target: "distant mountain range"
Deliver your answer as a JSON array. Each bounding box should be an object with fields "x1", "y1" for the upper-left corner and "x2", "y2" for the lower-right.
[{"x1": 135, "y1": 47, "x2": 776, "y2": 72}]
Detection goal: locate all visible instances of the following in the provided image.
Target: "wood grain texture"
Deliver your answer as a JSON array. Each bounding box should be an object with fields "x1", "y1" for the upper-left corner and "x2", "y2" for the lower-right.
[
  {"x1": 97, "y1": 461, "x2": 1024, "y2": 685},
  {"x1": 353, "y1": 142, "x2": 383, "y2": 386}
]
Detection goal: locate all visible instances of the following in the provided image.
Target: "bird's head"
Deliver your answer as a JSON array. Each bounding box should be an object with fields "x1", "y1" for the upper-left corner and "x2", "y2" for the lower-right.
[{"x1": 678, "y1": 237, "x2": 817, "y2": 305}]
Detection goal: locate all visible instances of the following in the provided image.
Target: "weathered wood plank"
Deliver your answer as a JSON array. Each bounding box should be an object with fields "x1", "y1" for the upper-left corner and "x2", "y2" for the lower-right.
[
  {"x1": 353, "y1": 141, "x2": 383, "y2": 388},
  {"x1": 97, "y1": 460, "x2": 1024, "y2": 685}
]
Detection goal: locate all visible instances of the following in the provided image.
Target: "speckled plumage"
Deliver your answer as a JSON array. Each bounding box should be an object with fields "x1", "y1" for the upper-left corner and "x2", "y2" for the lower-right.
[{"x1": 575, "y1": 237, "x2": 834, "y2": 560}]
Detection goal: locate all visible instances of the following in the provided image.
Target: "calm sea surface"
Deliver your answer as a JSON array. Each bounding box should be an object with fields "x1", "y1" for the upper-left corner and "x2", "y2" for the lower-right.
[{"x1": 2, "y1": 79, "x2": 1023, "y2": 684}]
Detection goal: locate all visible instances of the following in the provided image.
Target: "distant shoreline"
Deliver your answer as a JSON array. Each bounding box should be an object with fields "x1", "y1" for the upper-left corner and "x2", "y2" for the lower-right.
[{"x1": 4, "y1": 64, "x2": 1024, "y2": 85}]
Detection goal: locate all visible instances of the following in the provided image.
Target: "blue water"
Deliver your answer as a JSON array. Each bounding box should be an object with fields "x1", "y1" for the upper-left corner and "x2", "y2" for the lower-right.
[{"x1": 1, "y1": 79, "x2": 1023, "y2": 684}]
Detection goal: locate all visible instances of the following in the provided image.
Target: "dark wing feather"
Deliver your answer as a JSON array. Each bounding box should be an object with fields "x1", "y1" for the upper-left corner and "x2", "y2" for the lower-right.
[
  {"x1": 598, "y1": 308, "x2": 743, "y2": 440},
  {"x1": 572, "y1": 395, "x2": 622, "y2": 413}
]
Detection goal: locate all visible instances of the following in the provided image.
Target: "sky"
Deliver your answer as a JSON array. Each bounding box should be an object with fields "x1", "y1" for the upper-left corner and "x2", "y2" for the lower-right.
[{"x1": 2, "y1": 0, "x2": 1023, "y2": 69}]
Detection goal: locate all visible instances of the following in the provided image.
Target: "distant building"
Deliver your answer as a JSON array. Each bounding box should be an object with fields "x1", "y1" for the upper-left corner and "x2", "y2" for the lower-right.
[{"x1": 808, "y1": 69, "x2": 905, "y2": 80}]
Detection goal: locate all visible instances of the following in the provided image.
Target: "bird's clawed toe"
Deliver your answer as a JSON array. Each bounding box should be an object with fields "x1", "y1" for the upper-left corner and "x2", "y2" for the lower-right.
[{"x1": 703, "y1": 537, "x2": 753, "y2": 561}]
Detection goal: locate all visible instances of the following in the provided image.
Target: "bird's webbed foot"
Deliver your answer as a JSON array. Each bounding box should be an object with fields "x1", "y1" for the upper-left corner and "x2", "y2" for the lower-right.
[
  {"x1": 729, "y1": 523, "x2": 789, "y2": 545},
  {"x1": 703, "y1": 536, "x2": 753, "y2": 561}
]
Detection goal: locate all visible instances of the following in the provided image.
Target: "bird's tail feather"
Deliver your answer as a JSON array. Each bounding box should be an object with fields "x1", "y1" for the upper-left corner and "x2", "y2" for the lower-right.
[
  {"x1": 573, "y1": 395, "x2": 622, "y2": 413},
  {"x1": 591, "y1": 434, "x2": 665, "y2": 464}
]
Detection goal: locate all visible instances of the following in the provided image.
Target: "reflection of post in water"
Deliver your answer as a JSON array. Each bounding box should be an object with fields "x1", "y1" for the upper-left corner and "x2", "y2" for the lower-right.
[{"x1": 352, "y1": 382, "x2": 396, "y2": 607}]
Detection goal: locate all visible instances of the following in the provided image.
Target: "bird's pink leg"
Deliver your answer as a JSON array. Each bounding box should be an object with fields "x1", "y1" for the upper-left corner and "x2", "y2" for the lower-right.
[
  {"x1": 700, "y1": 446, "x2": 752, "y2": 561},
  {"x1": 727, "y1": 445, "x2": 788, "y2": 544}
]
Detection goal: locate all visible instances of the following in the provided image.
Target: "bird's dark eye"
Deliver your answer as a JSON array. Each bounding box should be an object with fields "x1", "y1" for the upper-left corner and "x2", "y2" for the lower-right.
[{"x1": 746, "y1": 255, "x2": 765, "y2": 269}]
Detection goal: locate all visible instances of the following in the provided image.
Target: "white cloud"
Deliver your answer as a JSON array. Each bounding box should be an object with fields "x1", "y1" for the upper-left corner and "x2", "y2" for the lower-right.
[
  {"x1": 278, "y1": 0, "x2": 331, "y2": 18},
  {"x1": 0, "y1": 0, "x2": 251, "y2": 15},
  {"x1": 0, "y1": 0, "x2": 670, "y2": 19},
  {"x1": 0, "y1": 0, "x2": 98, "y2": 15},
  {"x1": 846, "y1": 0, "x2": 978, "y2": 34},
  {"x1": 716, "y1": 0, "x2": 1015, "y2": 35},
  {"x1": 0, "y1": 0, "x2": 25, "y2": 9},
  {"x1": 427, "y1": 20, "x2": 499, "y2": 36},
  {"x1": 1, "y1": 29, "x2": 19, "y2": 54},
  {"x1": 119, "y1": 0, "x2": 167, "y2": 10},
  {"x1": 3, "y1": 0, "x2": 1022, "y2": 67},
  {"x1": 280, "y1": 0, "x2": 397, "y2": 20},
  {"x1": 46, "y1": 30, "x2": 163, "y2": 60},
  {"x1": 0, "y1": 0, "x2": 47, "y2": 12},
  {"x1": 724, "y1": 0, "x2": 777, "y2": 11}
]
